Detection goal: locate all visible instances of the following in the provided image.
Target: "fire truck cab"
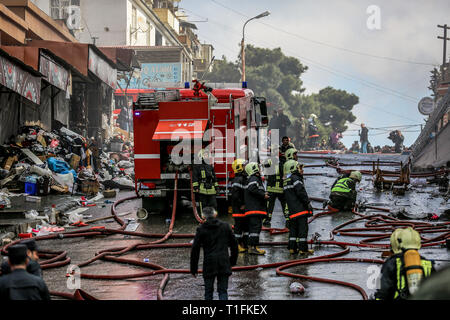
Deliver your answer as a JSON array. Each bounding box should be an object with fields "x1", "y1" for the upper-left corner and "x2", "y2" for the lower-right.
[{"x1": 132, "y1": 82, "x2": 268, "y2": 215}]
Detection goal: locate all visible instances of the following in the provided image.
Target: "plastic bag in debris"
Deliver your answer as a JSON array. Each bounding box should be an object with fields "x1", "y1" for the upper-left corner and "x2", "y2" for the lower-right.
[
  {"x1": 25, "y1": 210, "x2": 40, "y2": 220},
  {"x1": 0, "y1": 193, "x2": 11, "y2": 209},
  {"x1": 78, "y1": 168, "x2": 95, "y2": 180},
  {"x1": 117, "y1": 160, "x2": 133, "y2": 169},
  {"x1": 54, "y1": 172, "x2": 75, "y2": 190},
  {"x1": 110, "y1": 177, "x2": 134, "y2": 189},
  {"x1": 47, "y1": 157, "x2": 77, "y2": 181}
]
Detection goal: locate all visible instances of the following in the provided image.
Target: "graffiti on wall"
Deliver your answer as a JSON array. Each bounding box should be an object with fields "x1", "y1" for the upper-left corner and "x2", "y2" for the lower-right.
[
  {"x1": 0, "y1": 55, "x2": 41, "y2": 104},
  {"x1": 89, "y1": 48, "x2": 117, "y2": 89},
  {"x1": 117, "y1": 63, "x2": 182, "y2": 89},
  {"x1": 40, "y1": 53, "x2": 70, "y2": 92}
]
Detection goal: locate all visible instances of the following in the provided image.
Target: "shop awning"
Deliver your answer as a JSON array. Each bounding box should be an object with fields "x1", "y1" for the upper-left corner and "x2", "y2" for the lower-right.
[{"x1": 152, "y1": 119, "x2": 208, "y2": 141}]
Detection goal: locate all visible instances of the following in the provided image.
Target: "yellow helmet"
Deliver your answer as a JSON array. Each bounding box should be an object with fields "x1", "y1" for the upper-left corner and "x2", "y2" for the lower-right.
[
  {"x1": 397, "y1": 227, "x2": 421, "y2": 251},
  {"x1": 390, "y1": 228, "x2": 403, "y2": 254},
  {"x1": 284, "y1": 160, "x2": 300, "y2": 174},
  {"x1": 350, "y1": 171, "x2": 362, "y2": 182},
  {"x1": 285, "y1": 148, "x2": 298, "y2": 161},
  {"x1": 198, "y1": 149, "x2": 210, "y2": 160},
  {"x1": 232, "y1": 159, "x2": 245, "y2": 174},
  {"x1": 263, "y1": 158, "x2": 273, "y2": 168},
  {"x1": 245, "y1": 162, "x2": 260, "y2": 176}
]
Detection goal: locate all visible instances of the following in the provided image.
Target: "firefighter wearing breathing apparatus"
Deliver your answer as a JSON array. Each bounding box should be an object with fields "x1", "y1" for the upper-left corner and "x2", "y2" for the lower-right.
[
  {"x1": 262, "y1": 158, "x2": 290, "y2": 229},
  {"x1": 231, "y1": 159, "x2": 249, "y2": 253},
  {"x1": 193, "y1": 149, "x2": 219, "y2": 214},
  {"x1": 374, "y1": 227, "x2": 435, "y2": 300},
  {"x1": 328, "y1": 171, "x2": 361, "y2": 211},
  {"x1": 244, "y1": 162, "x2": 269, "y2": 255},
  {"x1": 283, "y1": 160, "x2": 314, "y2": 255}
]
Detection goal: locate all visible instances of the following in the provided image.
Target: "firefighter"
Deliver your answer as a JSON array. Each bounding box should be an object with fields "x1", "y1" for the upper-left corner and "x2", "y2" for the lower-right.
[
  {"x1": 262, "y1": 158, "x2": 289, "y2": 229},
  {"x1": 283, "y1": 160, "x2": 314, "y2": 255},
  {"x1": 328, "y1": 171, "x2": 362, "y2": 211},
  {"x1": 193, "y1": 149, "x2": 218, "y2": 214},
  {"x1": 231, "y1": 159, "x2": 249, "y2": 253},
  {"x1": 374, "y1": 227, "x2": 435, "y2": 300},
  {"x1": 244, "y1": 162, "x2": 269, "y2": 255}
]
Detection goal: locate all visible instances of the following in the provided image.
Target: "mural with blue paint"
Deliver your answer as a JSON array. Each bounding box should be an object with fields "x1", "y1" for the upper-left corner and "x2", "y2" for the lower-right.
[{"x1": 118, "y1": 63, "x2": 182, "y2": 89}]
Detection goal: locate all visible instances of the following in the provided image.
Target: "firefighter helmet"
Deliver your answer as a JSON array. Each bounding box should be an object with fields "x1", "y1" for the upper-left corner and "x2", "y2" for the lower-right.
[
  {"x1": 232, "y1": 159, "x2": 246, "y2": 174},
  {"x1": 397, "y1": 227, "x2": 421, "y2": 250},
  {"x1": 390, "y1": 228, "x2": 403, "y2": 254},
  {"x1": 350, "y1": 171, "x2": 362, "y2": 182},
  {"x1": 285, "y1": 148, "x2": 298, "y2": 161},
  {"x1": 245, "y1": 162, "x2": 260, "y2": 176},
  {"x1": 198, "y1": 149, "x2": 210, "y2": 160},
  {"x1": 284, "y1": 160, "x2": 300, "y2": 174},
  {"x1": 263, "y1": 158, "x2": 272, "y2": 168}
]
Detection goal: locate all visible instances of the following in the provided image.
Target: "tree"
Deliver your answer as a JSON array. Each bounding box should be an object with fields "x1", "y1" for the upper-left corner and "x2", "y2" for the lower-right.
[{"x1": 203, "y1": 46, "x2": 359, "y2": 145}]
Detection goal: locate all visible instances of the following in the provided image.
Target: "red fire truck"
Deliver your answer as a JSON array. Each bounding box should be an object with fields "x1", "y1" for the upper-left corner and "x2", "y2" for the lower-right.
[{"x1": 131, "y1": 82, "x2": 268, "y2": 215}]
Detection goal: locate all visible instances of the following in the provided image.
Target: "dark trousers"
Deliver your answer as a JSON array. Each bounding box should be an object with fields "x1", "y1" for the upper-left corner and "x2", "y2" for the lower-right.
[
  {"x1": 233, "y1": 217, "x2": 249, "y2": 247},
  {"x1": 198, "y1": 194, "x2": 218, "y2": 214},
  {"x1": 204, "y1": 274, "x2": 229, "y2": 300},
  {"x1": 288, "y1": 216, "x2": 308, "y2": 252},
  {"x1": 266, "y1": 192, "x2": 288, "y2": 220},
  {"x1": 330, "y1": 194, "x2": 355, "y2": 211},
  {"x1": 247, "y1": 215, "x2": 264, "y2": 246}
]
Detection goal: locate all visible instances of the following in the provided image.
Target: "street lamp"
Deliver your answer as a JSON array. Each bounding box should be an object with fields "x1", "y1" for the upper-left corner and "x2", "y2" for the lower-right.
[{"x1": 241, "y1": 11, "x2": 270, "y2": 82}]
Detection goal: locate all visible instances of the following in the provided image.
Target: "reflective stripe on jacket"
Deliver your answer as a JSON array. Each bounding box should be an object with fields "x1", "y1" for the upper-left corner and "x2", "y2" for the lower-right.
[
  {"x1": 231, "y1": 173, "x2": 246, "y2": 217},
  {"x1": 331, "y1": 177, "x2": 353, "y2": 193},
  {"x1": 244, "y1": 175, "x2": 267, "y2": 216},
  {"x1": 393, "y1": 256, "x2": 433, "y2": 299},
  {"x1": 283, "y1": 172, "x2": 312, "y2": 219},
  {"x1": 267, "y1": 164, "x2": 284, "y2": 194},
  {"x1": 192, "y1": 163, "x2": 218, "y2": 195}
]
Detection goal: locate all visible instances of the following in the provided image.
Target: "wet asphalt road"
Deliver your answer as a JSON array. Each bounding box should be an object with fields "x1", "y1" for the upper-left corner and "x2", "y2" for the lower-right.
[{"x1": 37, "y1": 154, "x2": 450, "y2": 300}]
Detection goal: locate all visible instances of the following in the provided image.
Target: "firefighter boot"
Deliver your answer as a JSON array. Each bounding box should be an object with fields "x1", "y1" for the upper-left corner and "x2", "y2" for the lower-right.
[
  {"x1": 249, "y1": 246, "x2": 266, "y2": 255},
  {"x1": 298, "y1": 240, "x2": 314, "y2": 255},
  {"x1": 238, "y1": 244, "x2": 247, "y2": 253}
]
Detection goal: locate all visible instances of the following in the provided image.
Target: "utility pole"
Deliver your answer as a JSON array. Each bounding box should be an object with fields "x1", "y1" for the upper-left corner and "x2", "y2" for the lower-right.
[{"x1": 437, "y1": 24, "x2": 450, "y2": 75}]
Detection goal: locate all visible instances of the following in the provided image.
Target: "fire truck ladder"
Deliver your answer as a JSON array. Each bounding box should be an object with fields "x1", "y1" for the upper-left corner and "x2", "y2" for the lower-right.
[
  {"x1": 136, "y1": 90, "x2": 181, "y2": 108},
  {"x1": 211, "y1": 113, "x2": 230, "y2": 200}
]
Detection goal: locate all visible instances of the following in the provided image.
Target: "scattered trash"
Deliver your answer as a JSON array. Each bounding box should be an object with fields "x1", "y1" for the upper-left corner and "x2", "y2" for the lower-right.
[
  {"x1": 289, "y1": 282, "x2": 305, "y2": 294},
  {"x1": 24, "y1": 210, "x2": 40, "y2": 220},
  {"x1": 25, "y1": 195, "x2": 41, "y2": 203}
]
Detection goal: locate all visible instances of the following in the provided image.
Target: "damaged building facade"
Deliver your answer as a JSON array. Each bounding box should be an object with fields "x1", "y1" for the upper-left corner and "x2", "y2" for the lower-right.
[{"x1": 0, "y1": 0, "x2": 136, "y2": 147}]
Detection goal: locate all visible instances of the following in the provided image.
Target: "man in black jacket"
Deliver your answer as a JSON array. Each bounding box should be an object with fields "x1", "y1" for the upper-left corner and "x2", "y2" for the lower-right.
[
  {"x1": 283, "y1": 160, "x2": 314, "y2": 255},
  {"x1": 1, "y1": 239, "x2": 41, "y2": 277},
  {"x1": 190, "y1": 207, "x2": 238, "y2": 300},
  {"x1": 0, "y1": 244, "x2": 50, "y2": 300}
]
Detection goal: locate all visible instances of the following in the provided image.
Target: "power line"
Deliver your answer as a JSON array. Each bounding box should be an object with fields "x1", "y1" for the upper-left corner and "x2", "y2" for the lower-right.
[
  {"x1": 203, "y1": 1, "x2": 422, "y2": 103},
  {"x1": 210, "y1": 0, "x2": 437, "y2": 67}
]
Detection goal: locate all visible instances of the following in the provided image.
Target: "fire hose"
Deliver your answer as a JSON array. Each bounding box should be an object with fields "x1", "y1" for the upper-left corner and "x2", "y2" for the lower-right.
[{"x1": 1, "y1": 166, "x2": 449, "y2": 300}]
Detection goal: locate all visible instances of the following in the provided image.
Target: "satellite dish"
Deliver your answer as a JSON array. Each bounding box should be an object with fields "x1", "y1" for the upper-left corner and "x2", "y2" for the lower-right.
[{"x1": 418, "y1": 97, "x2": 435, "y2": 115}]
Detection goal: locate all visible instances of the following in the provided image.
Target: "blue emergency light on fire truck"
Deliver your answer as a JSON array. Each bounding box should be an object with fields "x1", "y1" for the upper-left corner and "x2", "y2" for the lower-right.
[{"x1": 132, "y1": 82, "x2": 268, "y2": 215}]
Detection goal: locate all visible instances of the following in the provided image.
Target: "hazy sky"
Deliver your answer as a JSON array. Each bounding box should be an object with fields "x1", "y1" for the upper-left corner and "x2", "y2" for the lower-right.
[{"x1": 180, "y1": 0, "x2": 449, "y2": 148}]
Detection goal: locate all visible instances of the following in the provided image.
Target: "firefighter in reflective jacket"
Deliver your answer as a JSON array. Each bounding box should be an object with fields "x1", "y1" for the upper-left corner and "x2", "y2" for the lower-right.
[
  {"x1": 244, "y1": 162, "x2": 269, "y2": 255},
  {"x1": 193, "y1": 149, "x2": 218, "y2": 214},
  {"x1": 283, "y1": 160, "x2": 314, "y2": 255},
  {"x1": 375, "y1": 227, "x2": 435, "y2": 300},
  {"x1": 262, "y1": 158, "x2": 289, "y2": 228},
  {"x1": 328, "y1": 171, "x2": 361, "y2": 211},
  {"x1": 231, "y1": 159, "x2": 249, "y2": 253}
]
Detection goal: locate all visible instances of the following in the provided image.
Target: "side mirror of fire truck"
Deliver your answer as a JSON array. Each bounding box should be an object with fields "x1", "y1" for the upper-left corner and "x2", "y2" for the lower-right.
[{"x1": 253, "y1": 97, "x2": 268, "y2": 127}]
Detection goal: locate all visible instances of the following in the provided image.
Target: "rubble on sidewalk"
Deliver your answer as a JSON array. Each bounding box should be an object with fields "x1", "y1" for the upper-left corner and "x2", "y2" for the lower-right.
[{"x1": 0, "y1": 125, "x2": 135, "y2": 199}]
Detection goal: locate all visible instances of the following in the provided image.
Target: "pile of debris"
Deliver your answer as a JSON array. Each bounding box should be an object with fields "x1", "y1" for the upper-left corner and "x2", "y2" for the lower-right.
[{"x1": 0, "y1": 126, "x2": 135, "y2": 200}]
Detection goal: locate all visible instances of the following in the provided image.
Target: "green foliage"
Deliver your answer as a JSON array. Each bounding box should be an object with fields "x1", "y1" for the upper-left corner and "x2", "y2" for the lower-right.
[{"x1": 203, "y1": 47, "x2": 359, "y2": 143}]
